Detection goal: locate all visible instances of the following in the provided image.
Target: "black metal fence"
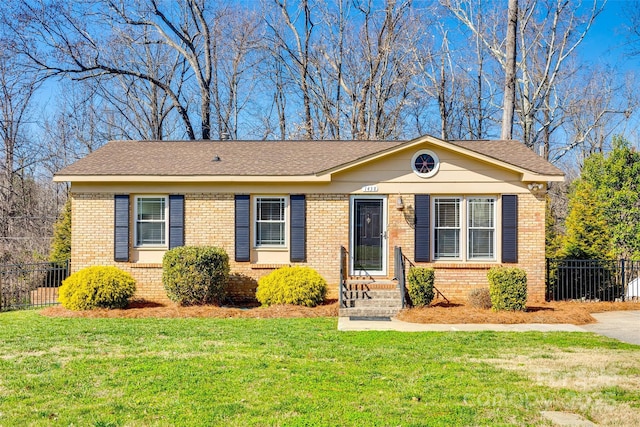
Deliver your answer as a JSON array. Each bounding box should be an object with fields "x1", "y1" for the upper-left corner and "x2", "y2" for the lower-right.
[
  {"x1": 0, "y1": 260, "x2": 69, "y2": 311},
  {"x1": 546, "y1": 259, "x2": 640, "y2": 301}
]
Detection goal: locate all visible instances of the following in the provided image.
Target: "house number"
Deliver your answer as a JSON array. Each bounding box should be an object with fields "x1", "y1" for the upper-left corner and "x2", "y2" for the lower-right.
[{"x1": 362, "y1": 185, "x2": 378, "y2": 192}]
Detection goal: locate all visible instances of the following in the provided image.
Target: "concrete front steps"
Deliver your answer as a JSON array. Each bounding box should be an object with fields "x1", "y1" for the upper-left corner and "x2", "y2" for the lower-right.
[{"x1": 338, "y1": 278, "x2": 404, "y2": 318}]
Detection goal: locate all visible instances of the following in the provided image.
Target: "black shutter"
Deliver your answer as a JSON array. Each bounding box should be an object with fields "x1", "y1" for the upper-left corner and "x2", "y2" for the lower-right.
[
  {"x1": 114, "y1": 195, "x2": 130, "y2": 262},
  {"x1": 502, "y1": 195, "x2": 518, "y2": 263},
  {"x1": 414, "y1": 194, "x2": 430, "y2": 262},
  {"x1": 235, "y1": 195, "x2": 250, "y2": 262},
  {"x1": 169, "y1": 195, "x2": 185, "y2": 249},
  {"x1": 290, "y1": 195, "x2": 306, "y2": 262}
]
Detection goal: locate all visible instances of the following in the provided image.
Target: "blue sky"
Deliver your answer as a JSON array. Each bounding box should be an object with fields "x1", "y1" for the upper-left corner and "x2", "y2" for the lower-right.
[{"x1": 578, "y1": 0, "x2": 639, "y2": 68}]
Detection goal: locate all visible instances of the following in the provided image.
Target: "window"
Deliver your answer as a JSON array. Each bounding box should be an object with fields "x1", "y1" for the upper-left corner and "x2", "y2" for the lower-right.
[
  {"x1": 434, "y1": 198, "x2": 461, "y2": 258},
  {"x1": 433, "y1": 196, "x2": 496, "y2": 260},
  {"x1": 468, "y1": 198, "x2": 495, "y2": 259},
  {"x1": 255, "y1": 197, "x2": 287, "y2": 247},
  {"x1": 135, "y1": 196, "x2": 167, "y2": 247},
  {"x1": 411, "y1": 149, "x2": 440, "y2": 178}
]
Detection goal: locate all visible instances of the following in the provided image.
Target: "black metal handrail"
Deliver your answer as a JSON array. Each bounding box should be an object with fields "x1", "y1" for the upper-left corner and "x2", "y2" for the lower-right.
[
  {"x1": 393, "y1": 247, "x2": 449, "y2": 306},
  {"x1": 339, "y1": 246, "x2": 348, "y2": 308},
  {"x1": 394, "y1": 246, "x2": 407, "y2": 308}
]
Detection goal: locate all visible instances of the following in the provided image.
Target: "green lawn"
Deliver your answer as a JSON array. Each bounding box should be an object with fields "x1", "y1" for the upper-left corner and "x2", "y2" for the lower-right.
[{"x1": 1, "y1": 311, "x2": 639, "y2": 426}]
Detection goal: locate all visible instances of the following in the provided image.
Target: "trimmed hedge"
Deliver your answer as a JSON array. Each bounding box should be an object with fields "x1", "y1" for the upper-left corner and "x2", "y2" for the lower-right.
[
  {"x1": 406, "y1": 267, "x2": 435, "y2": 307},
  {"x1": 487, "y1": 266, "x2": 527, "y2": 311},
  {"x1": 59, "y1": 266, "x2": 136, "y2": 310},
  {"x1": 162, "y1": 246, "x2": 230, "y2": 306},
  {"x1": 256, "y1": 266, "x2": 327, "y2": 307}
]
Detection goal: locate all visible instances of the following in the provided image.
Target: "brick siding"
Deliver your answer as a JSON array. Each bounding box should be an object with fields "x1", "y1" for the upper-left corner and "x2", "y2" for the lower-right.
[{"x1": 71, "y1": 191, "x2": 546, "y2": 304}]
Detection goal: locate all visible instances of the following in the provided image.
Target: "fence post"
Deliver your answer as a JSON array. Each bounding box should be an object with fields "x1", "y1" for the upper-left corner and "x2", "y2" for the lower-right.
[
  {"x1": 546, "y1": 258, "x2": 550, "y2": 301},
  {"x1": 621, "y1": 259, "x2": 626, "y2": 302}
]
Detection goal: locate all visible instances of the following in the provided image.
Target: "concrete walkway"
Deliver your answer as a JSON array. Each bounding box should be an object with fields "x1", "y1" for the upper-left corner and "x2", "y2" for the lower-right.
[
  {"x1": 581, "y1": 311, "x2": 640, "y2": 345},
  {"x1": 338, "y1": 316, "x2": 586, "y2": 332},
  {"x1": 338, "y1": 311, "x2": 640, "y2": 346}
]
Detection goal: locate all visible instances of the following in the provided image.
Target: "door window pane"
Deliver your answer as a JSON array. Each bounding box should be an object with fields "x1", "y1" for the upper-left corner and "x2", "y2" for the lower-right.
[{"x1": 353, "y1": 200, "x2": 383, "y2": 271}]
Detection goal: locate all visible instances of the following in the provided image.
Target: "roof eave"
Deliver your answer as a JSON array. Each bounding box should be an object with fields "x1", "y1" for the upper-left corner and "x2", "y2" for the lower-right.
[
  {"x1": 433, "y1": 139, "x2": 565, "y2": 179},
  {"x1": 53, "y1": 174, "x2": 332, "y2": 183},
  {"x1": 521, "y1": 172, "x2": 565, "y2": 182}
]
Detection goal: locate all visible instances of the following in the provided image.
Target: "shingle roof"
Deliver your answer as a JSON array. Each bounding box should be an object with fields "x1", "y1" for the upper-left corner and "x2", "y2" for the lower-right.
[
  {"x1": 56, "y1": 140, "x2": 406, "y2": 176},
  {"x1": 449, "y1": 139, "x2": 564, "y2": 176},
  {"x1": 55, "y1": 138, "x2": 564, "y2": 178}
]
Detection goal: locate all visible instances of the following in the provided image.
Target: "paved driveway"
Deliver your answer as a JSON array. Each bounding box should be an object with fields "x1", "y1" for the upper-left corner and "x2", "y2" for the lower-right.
[
  {"x1": 581, "y1": 311, "x2": 640, "y2": 345},
  {"x1": 339, "y1": 311, "x2": 640, "y2": 347}
]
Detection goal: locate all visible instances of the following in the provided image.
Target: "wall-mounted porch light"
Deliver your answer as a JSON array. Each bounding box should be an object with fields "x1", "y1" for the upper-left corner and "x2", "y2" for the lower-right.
[{"x1": 527, "y1": 183, "x2": 543, "y2": 191}]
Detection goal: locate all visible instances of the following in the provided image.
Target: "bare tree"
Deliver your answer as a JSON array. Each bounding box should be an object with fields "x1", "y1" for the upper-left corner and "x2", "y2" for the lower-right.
[
  {"x1": 0, "y1": 40, "x2": 60, "y2": 262},
  {"x1": 264, "y1": 0, "x2": 317, "y2": 139},
  {"x1": 0, "y1": 49, "x2": 41, "y2": 240},
  {"x1": 553, "y1": 66, "x2": 637, "y2": 164},
  {"x1": 212, "y1": 9, "x2": 264, "y2": 140},
  {"x1": 412, "y1": 26, "x2": 456, "y2": 140},
  {"x1": 501, "y1": 0, "x2": 518, "y2": 140},
  {"x1": 443, "y1": 0, "x2": 604, "y2": 156},
  {"x1": 8, "y1": 0, "x2": 262, "y2": 140},
  {"x1": 93, "y1": 25, "x2": 187, "y2": 141},
  {"x1": 517, "y1": 0, "x2": 604, "y2": 156},
  {"x1": 340, "y1": 0, "x2": 416, "y2": 140}
]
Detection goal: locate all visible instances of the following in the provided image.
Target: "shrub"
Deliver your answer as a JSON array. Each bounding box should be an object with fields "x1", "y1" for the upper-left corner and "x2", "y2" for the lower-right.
[
  {"x1": 468, "y1": 288, "x2": 492, "y2": 309},
  {"x1": 59, "y1": 266, "x2": 136, "y2": 310},
  {"x1": 406, "y1": 267, "x2": 435, "y2": 307},
  {"x1": 256, "y1": 266, "x2": 327, "y2": 307},
  {"x1": 487, "y1": 266, "x2": 527, "y2": 311},
  {"x1": 163, "y1": 246, "x2": 230, "y2": 306}
]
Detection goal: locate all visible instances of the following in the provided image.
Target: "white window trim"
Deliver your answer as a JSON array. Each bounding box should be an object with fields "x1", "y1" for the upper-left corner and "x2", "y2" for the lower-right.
[
  {"x1": 432, "y1": 196, "x2": 497, "y2": 262},
  {"x1": 253, "y1": 195, "x2": 289, "y2": 249},
  {"x1": 134, "y1": 195, "x2": 168, "y2": 248},
  {"x1": 433, "y1": 197, "x2": 462, "y2": 260},
  {"x1": 467, "y1": 197, "x2": 497, "y2": 261}
]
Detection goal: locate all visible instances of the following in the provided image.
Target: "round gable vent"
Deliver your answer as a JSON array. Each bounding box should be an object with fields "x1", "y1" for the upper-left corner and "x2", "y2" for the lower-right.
[{"x1": 411, "y1": 149, "x2": 440, "y2": 178}]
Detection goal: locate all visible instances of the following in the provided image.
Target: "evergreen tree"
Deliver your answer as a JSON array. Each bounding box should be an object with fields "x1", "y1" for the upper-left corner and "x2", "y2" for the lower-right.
[
  {"x1": 49, "y1": 198, "x2": 71, "y2": 264},
  {"x1": 561, "y1": 137, "x2": 640, "y2": 259},
  {"x1": 561, "y1": 180, "x2": 612, "y2": 259},
  {"x1": 545, "y1": 195, "x2": 563, "y2": 259}
]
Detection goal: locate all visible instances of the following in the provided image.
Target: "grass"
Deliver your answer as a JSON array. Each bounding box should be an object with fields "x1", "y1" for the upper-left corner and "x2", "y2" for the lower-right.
[{"x1": 1, "y1": 311, "x2": 639, "y2": 426}]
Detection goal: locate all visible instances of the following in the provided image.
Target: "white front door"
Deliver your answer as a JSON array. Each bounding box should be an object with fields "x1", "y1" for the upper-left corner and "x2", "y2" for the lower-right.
[{"x1": 350, "y1": 196, "x2": 387, "y2": 276}]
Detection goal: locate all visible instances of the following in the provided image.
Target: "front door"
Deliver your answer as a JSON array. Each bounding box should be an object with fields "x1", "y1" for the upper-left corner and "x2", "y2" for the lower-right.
[{"x1": 351, "y1": 197, "x2": 387, "y2": 276}]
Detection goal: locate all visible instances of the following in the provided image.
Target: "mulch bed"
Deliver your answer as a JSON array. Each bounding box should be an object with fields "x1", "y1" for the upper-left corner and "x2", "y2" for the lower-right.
[
  {"x1": 397, "y1": 300, "x2": 640, "y2": 325},
  {"x1": 39, "y1": 299, "x2": 340, "y2": 319},
  {"x1": 39, "y1": 299, "x2": 640, "y2": 325}
]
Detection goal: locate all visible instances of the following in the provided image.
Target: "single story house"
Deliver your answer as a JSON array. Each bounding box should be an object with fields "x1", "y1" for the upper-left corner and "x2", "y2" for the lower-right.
[{"x1": 54, "y1": 134, "x2": 564, "y2": 304}]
